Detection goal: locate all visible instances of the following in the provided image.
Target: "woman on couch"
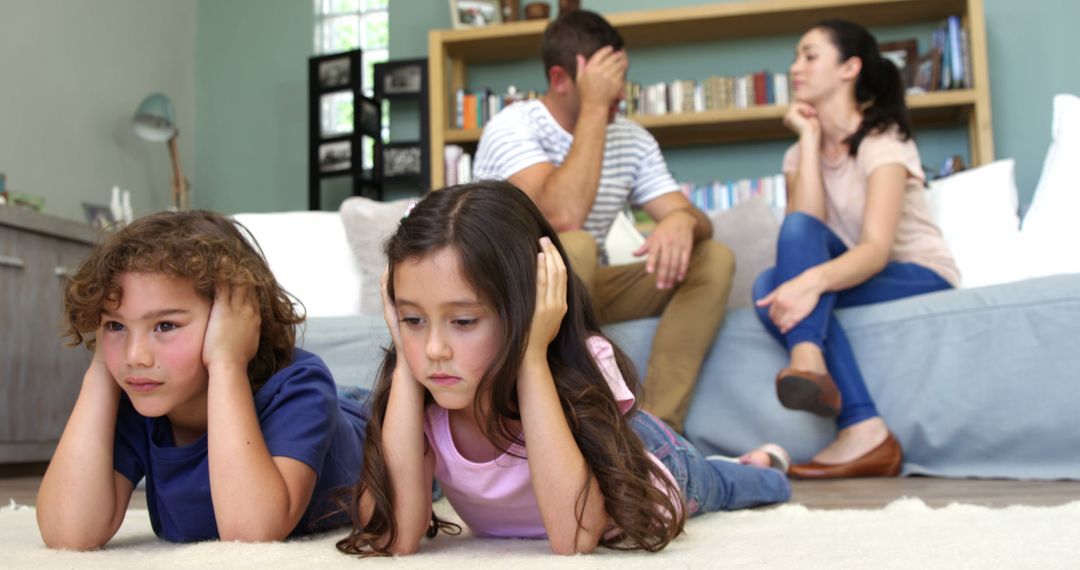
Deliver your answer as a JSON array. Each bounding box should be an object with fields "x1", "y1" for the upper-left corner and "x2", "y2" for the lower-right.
[{"x1": 753, "y1": 20, "x2": 959, "y2": 478}]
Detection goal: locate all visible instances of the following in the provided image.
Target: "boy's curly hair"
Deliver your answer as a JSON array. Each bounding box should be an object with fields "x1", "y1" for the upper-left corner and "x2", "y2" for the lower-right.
[{"x1": 63, "y1": 210, "x2": 304, "y2": 392}]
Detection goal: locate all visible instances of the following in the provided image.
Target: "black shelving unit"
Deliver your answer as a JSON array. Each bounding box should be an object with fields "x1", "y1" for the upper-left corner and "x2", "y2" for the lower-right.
[
  {"x1": 308, "y1": 48, "x2": 382, "y2": 210},
  {"x1": 373, "y1": 58, "x2": 429, "y2": 196}
]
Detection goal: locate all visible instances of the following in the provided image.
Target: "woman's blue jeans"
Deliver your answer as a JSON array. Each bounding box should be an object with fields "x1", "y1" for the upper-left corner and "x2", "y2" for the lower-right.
[
  {"x1": 632, "y1": 410, "x2": 790, "y2": 515},
  {"x1": 752, "y1": 212, "x2": 952, "y2": 429}
]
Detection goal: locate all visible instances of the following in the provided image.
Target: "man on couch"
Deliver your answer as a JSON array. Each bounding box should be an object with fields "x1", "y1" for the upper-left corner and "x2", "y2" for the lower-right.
[{"x1": 473, "y1": 10, "x2": 733, "y2": 433}]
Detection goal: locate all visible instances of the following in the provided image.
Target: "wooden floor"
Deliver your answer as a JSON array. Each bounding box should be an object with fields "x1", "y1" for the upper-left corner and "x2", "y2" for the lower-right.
[{"x1": 3, "y1": 471, "x2": 1079, "y2": 511}]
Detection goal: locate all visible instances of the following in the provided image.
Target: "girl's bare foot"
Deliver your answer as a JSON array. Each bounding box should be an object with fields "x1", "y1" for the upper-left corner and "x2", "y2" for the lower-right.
[{"x1": 738, "y1": 443, "x2": 790, "y2": 473}]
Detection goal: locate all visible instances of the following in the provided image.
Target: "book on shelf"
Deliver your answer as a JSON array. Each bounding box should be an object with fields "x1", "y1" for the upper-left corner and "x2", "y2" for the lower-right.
[
  {"x1": 680, "y1": 173, "x2": 787, "y2": 215},
  {"x1": 912, "y1": 15, "x2": 970, "y2": 94},
  {"x1": 444, "y1": 144, "x2": 473, "y2": 186},
  {"x1": 453, "y1": 86, "x2": 536, "y2": 130}
]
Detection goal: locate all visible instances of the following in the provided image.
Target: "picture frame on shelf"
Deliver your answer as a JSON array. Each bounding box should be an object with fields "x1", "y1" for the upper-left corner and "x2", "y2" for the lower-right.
[
  {"x1": 82, "y1": 202, "x2": 115, "y2": 229},
  {"x1": 317, "y1": 56, "x2": 351, "y2": 90},
  {"x1": 449, "y1": 0, "x2": 502, "y2": 29},
  {"x1": 318, "y1": 140, "x2": 352, "y2": 173},
  {"x1": 383, "y1": 62, "x2": 424, "y2": 95},
  {"x1": 359, "y1": 96, "x2": 380, "y2": 137},
  {"x1": 879, "y1": 39, "x2": 918, "y2": 87},
  {"x1": 383, "y1": 143, "x2": 423, "y2": 179},
  {"x1": 912, "y1": 48, "x2": 941, "y2": 93}
]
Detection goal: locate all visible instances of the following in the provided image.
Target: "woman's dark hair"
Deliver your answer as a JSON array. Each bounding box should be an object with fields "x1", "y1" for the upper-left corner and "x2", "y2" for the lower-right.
[
  {"x1": 336, "y1": 181, "x2": 684, "y2": 556},
  {"x1": 815, "y1": 19, "x2": 913, "y2": 155},
  {"x1": 62, "y1": 210, "x2": 304, "y2": 392}
]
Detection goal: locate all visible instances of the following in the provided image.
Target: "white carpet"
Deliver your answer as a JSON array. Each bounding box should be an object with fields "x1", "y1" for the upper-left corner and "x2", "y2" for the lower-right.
[{"x1": 5, "y1": 498, "x2": 1080, "y2": 569}]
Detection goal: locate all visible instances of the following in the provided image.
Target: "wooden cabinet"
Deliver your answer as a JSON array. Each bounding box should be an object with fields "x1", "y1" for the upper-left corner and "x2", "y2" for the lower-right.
[
  {"x1": 426, "y1": 0, "x2": 993, "y2": 189},
  {"x1": 0, "y1": 207, "x2": 100, "y2": 463}
]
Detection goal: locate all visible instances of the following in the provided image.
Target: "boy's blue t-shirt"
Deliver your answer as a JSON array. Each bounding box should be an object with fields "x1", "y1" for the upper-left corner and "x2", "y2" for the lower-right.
[{"x1": 113, "y1": 348, "x2": 368, "y2": 543}]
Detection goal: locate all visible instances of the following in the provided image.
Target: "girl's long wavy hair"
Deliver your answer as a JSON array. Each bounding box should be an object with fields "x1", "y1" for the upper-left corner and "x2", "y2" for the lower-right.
[
  {"x1": 815, "y1": 19, "x2": 914, "y2": 155},
  {"x1": 336, "y1": 181, "x2": 685, "y2": 556},
  {"x1": 62, "y1": 210, "x2": 304, "y2": 391}
]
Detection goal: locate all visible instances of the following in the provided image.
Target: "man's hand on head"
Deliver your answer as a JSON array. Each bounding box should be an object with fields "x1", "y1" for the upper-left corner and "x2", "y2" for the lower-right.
[{"x1": 575, "y1": 46, "x2": 627, "y2": 112}]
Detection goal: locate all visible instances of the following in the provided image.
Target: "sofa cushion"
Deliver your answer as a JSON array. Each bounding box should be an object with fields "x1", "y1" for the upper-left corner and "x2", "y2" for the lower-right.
[
  {"x1": 926, "y1": 159, "x2": 1026, "y2": 288},
  {"x1": 675, "y1": 273, "x2": 1080, "y2": 480},
  {"x1": 233, "y1": 211, "x2": 362, "y2": 317},
  {"x1": 339, "y1": 196, "x2": 413, "y2": 314},
  {"x1": 1021, "y1": 93, "x2": 1080, "y2": 278},
  {"x1": 709, "y1": 197, "x2": 780, "y2": 308}
]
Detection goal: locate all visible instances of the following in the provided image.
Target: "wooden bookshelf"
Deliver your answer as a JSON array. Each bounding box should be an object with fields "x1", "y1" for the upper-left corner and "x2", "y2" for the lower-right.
[{"x1": 428, "y1": 0, "x2": 993, "y2": 188}]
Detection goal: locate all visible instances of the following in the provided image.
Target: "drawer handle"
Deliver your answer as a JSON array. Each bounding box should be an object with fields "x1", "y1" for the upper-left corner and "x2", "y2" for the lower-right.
[
  {"x1": 54, "y1": 266, "x2": 75, "y2": 278},
  {"x1": 0, "y1": 255, "x2": 25, "y2": 269}
]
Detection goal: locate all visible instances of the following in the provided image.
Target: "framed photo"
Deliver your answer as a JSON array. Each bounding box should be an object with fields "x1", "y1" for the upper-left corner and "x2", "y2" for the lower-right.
[
  {"x1": 318, "y1": 140, "x2": 352, "y2": 173},
  {"x1": 449, "y1": 0, "x2": 502, "y2": 29},
  {"x1": 384, "y1": 63, "x2": 423, "y2": 95},
  {"x1": 383, "y1": 144, "x2": 423, "y2": 178},
  {"x1": 879, "y1": 39, "x2": 918, "y2": 87},
  {"x1": 82, "y1": 202, "x2": 115, "y2": 229},
  {"x1": 912, "y1": 48, "x2": 941, "y2": 93},
  {"x1": 359, "y1": 96, "x2": 380, "y2": 137},
  {"x1": 317, "y1": 57, "x2": 351, "y2": 90}
]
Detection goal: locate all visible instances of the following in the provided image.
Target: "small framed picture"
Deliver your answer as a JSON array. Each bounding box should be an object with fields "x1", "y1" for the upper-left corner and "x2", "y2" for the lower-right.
[
  {"x1": 384, "y1": 63, "x2": 423, "y2": 95},
  {"x1": 383, "y1": 144, "x2": 422, "y2": 178},
  {"x1": 879, "y1": 39, "x2": 918, "y2": 87},
  {"x1": 318, "y1": 57, "x2": 351, "y2": 90},
  {"x1": 449, "y1": 0, "x2": 502, "y2": 29},
  {"x1": 359, "y1": 96, "x2": 380, "y2": 137},
  {"x1": 318, "y1": 140, "x2": 352, "y2": 173},
  {"x1": 82, "y1": 202, "x2": 115, "y2": 229},
  {"x1": 912, "y1": 48, "x2": 941, "y2": 93}
]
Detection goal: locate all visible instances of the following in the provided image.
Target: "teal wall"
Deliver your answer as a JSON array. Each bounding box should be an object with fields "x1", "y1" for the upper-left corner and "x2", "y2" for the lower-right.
[
  {"x1": 195, "y1": 0, "x2": 313, "y2": 214},
  {"x1": 192, "y1": 0, "x2": 1080, "y2": 212},
  {"x1": 0, "y1": 0, "x2": 196, "y2": 223}
]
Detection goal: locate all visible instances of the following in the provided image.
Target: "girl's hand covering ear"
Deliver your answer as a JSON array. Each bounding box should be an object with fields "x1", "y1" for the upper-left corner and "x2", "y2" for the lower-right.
[{"x1": 528, "y1": 237, "x2": 568, "y2": 353}]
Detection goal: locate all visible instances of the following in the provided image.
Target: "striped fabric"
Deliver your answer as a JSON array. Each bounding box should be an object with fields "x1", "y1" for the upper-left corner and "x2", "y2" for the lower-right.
[{"x1": 473, "y1": 100, "x2": 679, "y2": 254}]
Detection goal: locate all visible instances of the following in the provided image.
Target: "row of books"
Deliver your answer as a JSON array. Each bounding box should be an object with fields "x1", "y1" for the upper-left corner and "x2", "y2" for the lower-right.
[
  {"x1": 454, "y1": 86, "x2": 539, "y2": 130},
  {"x1": 444, "y1": 144, "x2": 474, "y2": 186},
  {"x1": 622, "y1": 72, "x2": 791, "y2": 117},
  {"x1": 933, "y1": 15, "x2": 973, "y2": 91},
  {"x1": 904, "y1": 15, "x2": 973, "y2": 94},
  {"x1": 681, "y1": 174, "x2": 787, "y2": 214}
]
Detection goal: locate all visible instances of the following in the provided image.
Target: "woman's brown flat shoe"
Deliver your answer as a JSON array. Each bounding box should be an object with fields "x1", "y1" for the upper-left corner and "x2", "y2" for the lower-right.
[
  {"x1": 788, "y1": 431, "x2": 904, "y2": 479},
  {"x1": 775, "y1": 367, "x2": 842, "y2": 418}
]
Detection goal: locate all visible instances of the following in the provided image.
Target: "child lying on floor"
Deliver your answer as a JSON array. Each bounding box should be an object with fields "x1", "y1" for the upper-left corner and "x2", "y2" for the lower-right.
[{"x1": 37, "y1": 211, "x2": 368, "y2": 548}]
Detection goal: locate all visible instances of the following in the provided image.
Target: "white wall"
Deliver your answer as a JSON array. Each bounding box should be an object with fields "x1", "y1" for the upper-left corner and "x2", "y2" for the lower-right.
[{"x1": 0, "y1": 0, "x2": 196, "y2": 223}]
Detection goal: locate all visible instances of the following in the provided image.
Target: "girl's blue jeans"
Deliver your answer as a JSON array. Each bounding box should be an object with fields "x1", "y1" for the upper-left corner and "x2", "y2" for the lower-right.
[
  {"x1": 631, "y1": 410, "x2": 790, "y2": 515},
  {"x1": 752, "y1": 212, "x2": 952, "y2": 428}
]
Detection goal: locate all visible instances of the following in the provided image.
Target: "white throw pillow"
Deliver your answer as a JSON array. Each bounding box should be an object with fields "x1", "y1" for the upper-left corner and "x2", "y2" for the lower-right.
[
  {"x1": 926, "y1": 159, "x2": 1027, "y2": 287},
  {"x1": 709, "y1": 197, "x2": 781, "y2": 308},
  {"x1": 1020, "y1": 94, "x2": 1080, "y2": 277},
  {"x1": 339, "y1": 196, "x2": 413, "y2": 314},
  {"x1": 233, "y1": 211, "x2": 363, "y2": 317}
]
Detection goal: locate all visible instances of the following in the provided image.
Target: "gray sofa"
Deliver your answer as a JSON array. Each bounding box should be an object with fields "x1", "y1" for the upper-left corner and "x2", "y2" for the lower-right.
[{"x1": 300, "y1": 273, "x2": 1080, "y2": 481}]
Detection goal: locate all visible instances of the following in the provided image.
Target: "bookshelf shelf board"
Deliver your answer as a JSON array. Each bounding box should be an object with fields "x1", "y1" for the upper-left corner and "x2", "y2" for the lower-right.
[
  {"x1": 441, "y1": 89, "x2": 978, "y2": 148},
  {"x1": 432, "y1": 0, "x2": 967, "y2": 63}
]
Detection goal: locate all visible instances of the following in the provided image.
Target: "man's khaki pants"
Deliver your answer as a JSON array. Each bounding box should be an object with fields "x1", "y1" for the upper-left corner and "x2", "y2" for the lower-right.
[{"x1": 559, "y1": 231, "x2": 734, "y2": 433}]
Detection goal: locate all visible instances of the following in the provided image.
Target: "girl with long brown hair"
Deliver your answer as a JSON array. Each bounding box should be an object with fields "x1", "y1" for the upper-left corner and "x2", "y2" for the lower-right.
[{"x1": 336, "y1": 181, "x2": 789, "y2": 556}]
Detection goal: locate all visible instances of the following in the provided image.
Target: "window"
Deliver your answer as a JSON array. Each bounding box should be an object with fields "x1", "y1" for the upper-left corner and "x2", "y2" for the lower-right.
[
  {"x1": 314, "y1": 0, "x2": 389, "y2": 96},
  {"x1": 314, "y1": 0, "x2": 388, "y2": 171}
]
